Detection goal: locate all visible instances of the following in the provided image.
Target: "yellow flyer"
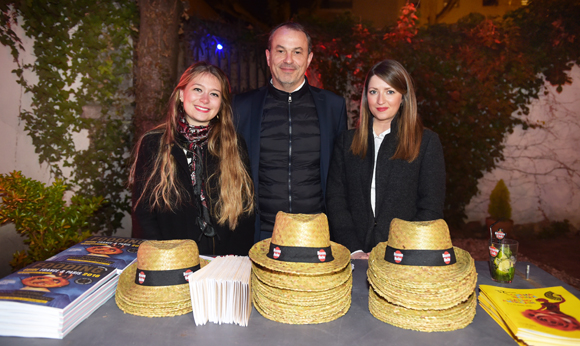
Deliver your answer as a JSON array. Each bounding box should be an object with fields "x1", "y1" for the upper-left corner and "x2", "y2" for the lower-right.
[
  {"x1": 478, "y1": 294, "x2": 528, "y2": 346},
  {"x1": 479, "y1": 285, "x2": 580, "y2": 344}
]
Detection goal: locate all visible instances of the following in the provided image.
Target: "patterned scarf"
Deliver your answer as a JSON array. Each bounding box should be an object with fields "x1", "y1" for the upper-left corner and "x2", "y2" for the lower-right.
[{"x1": 176, "y1": 114, "x2": 218, "y2": 240}]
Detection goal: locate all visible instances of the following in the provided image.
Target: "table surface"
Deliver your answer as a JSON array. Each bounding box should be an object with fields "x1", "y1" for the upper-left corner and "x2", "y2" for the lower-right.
[{"x1": 2, "y1": 260, "x2": 579, "y2": 346}]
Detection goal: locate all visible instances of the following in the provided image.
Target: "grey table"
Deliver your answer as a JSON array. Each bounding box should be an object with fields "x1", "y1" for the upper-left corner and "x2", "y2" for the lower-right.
[{"x1": 2, "y1": 261, "x2": 579, "y2": 346}]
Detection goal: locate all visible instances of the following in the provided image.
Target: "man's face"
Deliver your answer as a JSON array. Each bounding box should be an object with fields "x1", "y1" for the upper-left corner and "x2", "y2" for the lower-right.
[{"x1": 266, "y1": 27, "x2": 313, "y2": 93}]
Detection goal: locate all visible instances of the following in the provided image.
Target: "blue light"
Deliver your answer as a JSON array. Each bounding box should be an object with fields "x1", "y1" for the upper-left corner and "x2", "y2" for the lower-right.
[{"x1": 216, "y1": 43, "x2": 223, "y2": 50}]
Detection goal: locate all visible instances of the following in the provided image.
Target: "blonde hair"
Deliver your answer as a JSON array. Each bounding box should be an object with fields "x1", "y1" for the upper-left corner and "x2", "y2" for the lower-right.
[
  {"x1": 130, "y1": 62, "x2": 254, "y2": 229},
  {"x1": 351, "y1": 59, "x2": 423, "y2": 162}
]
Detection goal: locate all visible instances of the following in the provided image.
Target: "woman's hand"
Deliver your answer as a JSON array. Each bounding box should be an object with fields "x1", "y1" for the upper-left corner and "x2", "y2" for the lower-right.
[{"x1": 351, "y1": 251, "x2": 370, "y2": 260}]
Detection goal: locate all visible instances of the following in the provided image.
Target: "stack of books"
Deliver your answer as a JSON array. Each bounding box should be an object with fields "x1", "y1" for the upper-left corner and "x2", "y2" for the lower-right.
[
  {"x1": 188, "y1": 256, "x2": 252, "y2": 327},
  {"x1": 0, "y1": 236, "x2": 143, "y2": 339},
  {"x1": 48, "y1": 236, "x2": 144, "y2": 274},
  {"x1": 479, "y1": 285, "x2": 580, "y2": 346}
]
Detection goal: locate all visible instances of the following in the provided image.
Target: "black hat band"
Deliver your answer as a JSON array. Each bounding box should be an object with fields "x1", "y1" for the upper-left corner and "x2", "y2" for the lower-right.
[
  {"x1": 134, "y1": 264, "x2": 200, "y2": 286},
  {"x1": 384, "y1": 246, "x2": 456, "y2": 266},
  {"x1": 267, "y1": 243, "x2": 334, "y2": 263}
]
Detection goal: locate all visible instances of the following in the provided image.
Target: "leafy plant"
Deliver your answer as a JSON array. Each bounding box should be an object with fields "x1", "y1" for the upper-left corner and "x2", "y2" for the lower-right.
[
  {"x1": 538, "y1": 219, "x2": 571, "y2": 239},
  {"x1": 293, "y1": 1, "x2": 580, "y2": 226},
  {"x1": 488, "y1": 179, "x2": 512, "y2": 220},
  {"x1": 0, "y1": 171, "x2": 103, "y2": 271},
  {"x1": 1, "y1": 0, "x2": 137, "y2": 235}
]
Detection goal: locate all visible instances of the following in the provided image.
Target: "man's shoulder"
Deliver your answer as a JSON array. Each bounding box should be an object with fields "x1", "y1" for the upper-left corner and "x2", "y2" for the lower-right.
[
  {"x1": 233, "y1": 85, "x2": 268, "y2": 104},
  {"x1": 308, "y1": 84, "x2": 345, "y2": 102}
]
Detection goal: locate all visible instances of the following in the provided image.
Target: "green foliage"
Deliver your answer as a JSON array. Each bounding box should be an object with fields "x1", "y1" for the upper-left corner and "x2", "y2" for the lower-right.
[
  {"x1": 183, "y1": 1, "x2": 579, "y2": 227},
  {"x1": 306, "y1": 15, "x2": 382, "y2": 127},
  {"x1": 506, "y1": 0, "x2": 580, "y2": 90},
  {"x1": 0, "y1": 171, "x2": 103, "y2": 270},
  {"x1": 488, "y1": 179, "x2": 512, "y2": 220},
  {"x1": 1, "y1": 0, "x2": 138, "y2": 235},
  {"x1": 392, "y1": 12, "x2": 542, "y2": 226},
  {"x1": 538, "y1": 219, "x2": 571, "y2": 239},
  {"x1": 3, "y1": 0, "x2": 578, "y2": 235},
  {"x1": 0, "y1": 5, "x2": 22, "y2": 63},
  {"x1": 293, "y1": 1, "x2": 579, "y2": 226}
]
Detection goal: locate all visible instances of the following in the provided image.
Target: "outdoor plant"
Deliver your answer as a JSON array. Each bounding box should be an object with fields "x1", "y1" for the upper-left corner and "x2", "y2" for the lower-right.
[
  {"x1": 1, "y1": 0, "x2": 136, "y2": 235},
  {"x1": 488, "y1": 179, "x2": 512, "y2": 221},
  {"x1": 0, "y1": 171, "x2": 103, "y2": 271},
  {"x1": 539, "y1": 219, "x2": 571, "y2": 239}
]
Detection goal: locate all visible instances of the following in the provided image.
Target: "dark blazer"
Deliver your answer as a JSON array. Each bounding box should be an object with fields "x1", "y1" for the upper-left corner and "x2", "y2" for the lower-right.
[
  {"x1": 326, "y1": 116, "x2": 446, "y2": 253},
  {"x1": 233, "y1": 80, "x2": 347, "y2": 242},
  {"x1": 131, "y1": 131, "x2": 255, "y2": 256}
]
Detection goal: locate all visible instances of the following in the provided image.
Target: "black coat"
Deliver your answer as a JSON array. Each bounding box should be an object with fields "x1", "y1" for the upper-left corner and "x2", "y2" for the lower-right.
[
  {"x1": 131, "y1": 132, "x2": 255, "y2": 256},
  {"x1": 233, "y1": 79, "x2": 347, "y2": 241},
  {"x1": 326, "y1": 117, "x2": 446, "y2": 253}
]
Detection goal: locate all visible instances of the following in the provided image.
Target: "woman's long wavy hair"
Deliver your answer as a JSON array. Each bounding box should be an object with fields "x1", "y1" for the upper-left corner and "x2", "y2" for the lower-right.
[
  {"x1": 351, "y1": 59, "x2": 423, "y2": 162},
  {"x1": 129, "y1": 62, "x2": 254, "y2": 229}
]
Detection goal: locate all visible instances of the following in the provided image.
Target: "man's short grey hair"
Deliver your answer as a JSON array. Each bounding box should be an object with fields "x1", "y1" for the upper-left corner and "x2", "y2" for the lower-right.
[{"x1": 267, "y1": 22, "x2": 312, "y2": 54}]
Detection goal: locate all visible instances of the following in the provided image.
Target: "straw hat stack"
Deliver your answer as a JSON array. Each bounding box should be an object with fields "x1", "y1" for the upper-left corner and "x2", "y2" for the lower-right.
[
  {"x1": 249, "y1": 212, "x2": 352, "y2": 324},
  {"x1": 115, "y1": 239, "x2": 205, "y2": 317},
  {"x1": 367, "y1": 218, "x2": 477, "y2": 332}
]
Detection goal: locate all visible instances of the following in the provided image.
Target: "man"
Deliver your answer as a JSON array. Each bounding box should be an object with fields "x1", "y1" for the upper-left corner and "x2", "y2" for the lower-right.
[{"x1": 233, "y1": 22, "x2": 347, "y2": 242}]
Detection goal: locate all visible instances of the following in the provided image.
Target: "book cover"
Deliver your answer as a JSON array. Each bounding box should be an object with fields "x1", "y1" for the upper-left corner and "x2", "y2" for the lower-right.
[
  {"x1": 479, "y1": 285, "x2": 580, "y2": 343},
  {"x1": 47, "y1": 236, "x2": 144, "y2": 273},
  {"x1": 0, "y1": 260, "x2": 116, "y2": 311},
  {"x1": 478, "y1": 294, "x2": 528, "y2": 346},
  {"x1": 0, "y1": 276, "x2": 118, "y2": 338}
]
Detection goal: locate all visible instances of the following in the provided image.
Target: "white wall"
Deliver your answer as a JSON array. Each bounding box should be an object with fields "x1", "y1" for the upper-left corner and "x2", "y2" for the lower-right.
[
  {"x1": 465, "y1": 65, "x2": 580, "y2": 229},
  {"x1": 0, "y1": 25, "x2": 45, "y2": 279},
  {"x1": 0, "y1": 26, "x2": 46, "y2": 181}
]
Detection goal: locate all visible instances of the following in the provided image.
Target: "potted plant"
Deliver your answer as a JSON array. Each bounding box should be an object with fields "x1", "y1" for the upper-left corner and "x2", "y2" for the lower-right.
[
  {"x1": 0, "y1": 171, "x2": 103, "y2": 271},
  {"x1": 485, "y1": 179, "x2": 514, "y2": 237}
]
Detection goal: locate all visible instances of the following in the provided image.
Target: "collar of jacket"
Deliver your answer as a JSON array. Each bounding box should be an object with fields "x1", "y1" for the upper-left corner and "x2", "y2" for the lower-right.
[
  {"x1": 368, "y1": 113, "x2": 400, "y2": 150},
  {"x1": 267, "y1": 77, "x2": 310, "y2": 102}
]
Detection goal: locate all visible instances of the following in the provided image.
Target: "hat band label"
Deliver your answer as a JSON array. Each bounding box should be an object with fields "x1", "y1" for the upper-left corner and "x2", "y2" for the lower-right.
[
  {"x1": 266, "y1": 243, "x2": 334, "y2": 263},
  {"x1": 384, "y1": 246, "x2": 456, "y2": 266},
  {"x1": 134, "y1": 264, "x2": 200, "y2": 286}
]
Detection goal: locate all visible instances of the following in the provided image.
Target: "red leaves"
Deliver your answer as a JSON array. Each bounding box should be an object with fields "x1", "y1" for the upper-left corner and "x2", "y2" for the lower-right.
[{"x1": 383, "y1": 3, "x2": 418, "y2": 43}]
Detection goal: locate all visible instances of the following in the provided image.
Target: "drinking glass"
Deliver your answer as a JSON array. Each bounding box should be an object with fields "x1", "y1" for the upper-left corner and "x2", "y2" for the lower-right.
[{"x1": 489, "y1": 239, "x2": 518, "y2": 283}]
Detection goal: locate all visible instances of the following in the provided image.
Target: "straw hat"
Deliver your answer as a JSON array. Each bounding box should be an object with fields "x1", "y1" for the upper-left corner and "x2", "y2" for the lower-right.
[
  {"x1": 251, "y1": 261, "x2": 351, "y2": 292},
  {"x1": 248, "y1": 212, "x2": 352, "y2": 324},
  {"x1": 369, "y1": 287, "x2": 477, "y2": 332},
  {"x1": 367, "y1": 218, "x2": 477, "y2": 310},
  {"x1": 252, "y1": 272, "x2": 352, "y2": 324},
  {"x1": 115, "y1": 239, "x2": 204, "y2": 317},
  {"x1": 249, "y1": 212, "x2": 350, "y2": 275},
  {"x1": 251, "y1": 272, "x2": 353, "y2": 305}
]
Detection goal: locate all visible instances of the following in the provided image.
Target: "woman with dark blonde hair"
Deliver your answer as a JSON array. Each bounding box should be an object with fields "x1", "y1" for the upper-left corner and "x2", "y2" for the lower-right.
[
  {"x1": 327, "y1": 60, "x2": 445, "y2": 259},
  {"x1": 130, "y1": 62, "x2": 255, "y2": 256}
]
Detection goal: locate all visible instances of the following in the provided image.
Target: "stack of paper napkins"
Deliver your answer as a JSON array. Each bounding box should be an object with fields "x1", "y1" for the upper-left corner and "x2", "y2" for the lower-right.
[{"x1": 187, "y1": 256, "x2": 252, "y2": 327}]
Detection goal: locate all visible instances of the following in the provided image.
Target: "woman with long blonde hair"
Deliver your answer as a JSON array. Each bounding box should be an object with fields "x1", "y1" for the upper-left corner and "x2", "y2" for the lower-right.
[
  {"x1": 130, "y1": 62, "x2": 255, "y2": 255},
  {"x1": 327, "y1": 60, "x2": 446, "y2": 259}
]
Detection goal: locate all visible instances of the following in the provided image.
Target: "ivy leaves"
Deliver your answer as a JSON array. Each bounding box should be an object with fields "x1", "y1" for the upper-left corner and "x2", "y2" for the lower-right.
[
  {"x1": 299, "y1": 1, "x2": 579, "y2": 225},
  {"x1": 5, "y1": 0, "x2": 137, "y2": 235}
]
